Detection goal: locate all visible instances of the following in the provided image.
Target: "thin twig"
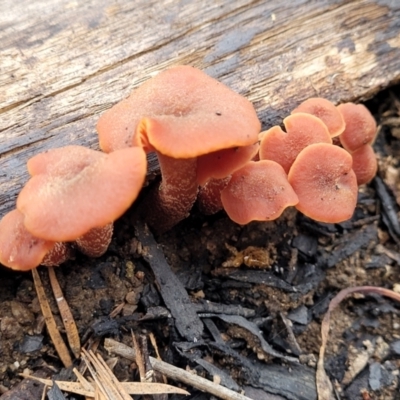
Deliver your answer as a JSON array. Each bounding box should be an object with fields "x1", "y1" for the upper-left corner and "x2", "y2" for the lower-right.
[
  {"x1": 32, "y1": 268, "x2": 72, "y2": 368},
  {"x1": 105, "y1": 338, "x2": 254, "y2": 400},
  {"x1": 48, "y1": 267, "x2": 81, "y2": 358}
]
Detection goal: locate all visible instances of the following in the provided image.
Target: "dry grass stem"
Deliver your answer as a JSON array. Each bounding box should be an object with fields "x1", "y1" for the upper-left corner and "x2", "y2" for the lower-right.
[
  {"x1": 48, "y1": 266, "x2": 81, "y2": 358},
  {"x1": 105, "y1": 338, "x2": 254, "y2": 400},
  {"x1": 31, "y1": 268, "x2": 73, "y2": 368}
]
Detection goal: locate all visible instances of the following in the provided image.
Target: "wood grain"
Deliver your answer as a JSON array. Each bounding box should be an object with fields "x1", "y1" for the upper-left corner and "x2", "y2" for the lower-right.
[{"x1": 1, "y1": 0, "x2": 400, "y2": 217}]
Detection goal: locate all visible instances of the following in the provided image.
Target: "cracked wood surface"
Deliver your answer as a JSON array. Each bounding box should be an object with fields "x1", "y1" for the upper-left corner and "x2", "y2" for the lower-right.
[{"x1": 1, "y1": 0, "x2": 400, "y2": 217}]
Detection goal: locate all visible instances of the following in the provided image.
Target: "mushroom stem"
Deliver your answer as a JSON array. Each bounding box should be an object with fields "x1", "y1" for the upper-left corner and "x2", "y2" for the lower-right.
[
  {"x1": 75, "y1": 222, "x2": 114, "y2": 257},
  {"x1": 197, "y1": 177, "x2": 231, "y2": 215},
  {"x1": 142, "y1": 153, "x2": 199, "y2": 234},
  {"x1": 41, "y1": 242, "x2": 72, "y2": 267}
]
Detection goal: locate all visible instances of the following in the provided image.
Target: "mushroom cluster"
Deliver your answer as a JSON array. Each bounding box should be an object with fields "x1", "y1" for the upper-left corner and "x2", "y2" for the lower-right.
[
  {"x1": 0, "y1": 67, "x2": 379, "y2": 272},
  {"x1": 97, "y1": 65, "x2": 261, "y2": 233},
  {"x1": 0, "y1": 146, "x2": 147, "y2": 270},
  {"x1": 204, "y1": 97, "x2": 378, "y2": 225}
]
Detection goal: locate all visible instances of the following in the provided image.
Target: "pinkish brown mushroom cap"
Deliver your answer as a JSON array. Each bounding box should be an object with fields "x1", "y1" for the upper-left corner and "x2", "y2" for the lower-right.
[
  {"x1": 98, "y1": 65, "x2": 261, "y2": 155},
  {"x1": 259, "y1": 113, "x2": 332, "y2": 173},
  {"x1": 288, "y1": 143, "x2": 358, "y2": 223},
  {"x1": 292, "y1": 98, "x2": 345, "y2": 137},
  {"x1": 197, "y1": 143, "x2": 259, "y2": 186},
  {"x1": 17, "y1": 145, "x2": 147, "y2": 242},
  {"x1": 220, "y1": 160, "x2": 299, "y2": 225},
  {"x1": 337, "y1": 102, "x2": 377, "y2": 152},
  {"x1": 350, "y1": 144, "x2": 378, "y2": 185},
  {"x1": 0, "y1": 209, "x2": 55, "y2": 271}
]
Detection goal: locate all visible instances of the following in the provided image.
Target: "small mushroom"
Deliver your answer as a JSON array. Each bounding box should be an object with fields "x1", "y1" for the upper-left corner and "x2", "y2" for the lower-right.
[
  {"x1": 197, "y1": 176, "x2": 231, "y2": 215},
  {"x1": 349, "y1": 144, "x2": 378, "y2": 185},
  {"x1": 337, "y1": 102, "x2": 377, "y2": 152},
  {"x1": 259, "y1": 113, "x2": 332, "y2": 173},
  {"x1": 288, "y1": 143, "x2": 358, "y2": 223},
  {"x1": 0, "y1": 209, "x2": 57, "y2": 270},
  {"x1": 196, "y1": 143, "x2": 259, "y2": 186},
  {"x1": 292, "y1": 97, "x2": 345, "y2": 137},
  {"x1": 196, "y1": 143, "x2": 259, "y2": 215},
  {"x1": 98, "y1": 66, "x2": 260, "y2": 233},
  {"x1": 17, "y1": 145, "x2": 147, "y2": 255},
  {"x1": 220, "y1": 160, "x2": 299, "y2": 225}
]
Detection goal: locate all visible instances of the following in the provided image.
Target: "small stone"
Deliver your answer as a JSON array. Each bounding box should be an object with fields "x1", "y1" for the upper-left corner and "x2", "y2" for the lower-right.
[
  {"x1": 122, "y1": 304, "x2": 137, "y2": 316},
  {"x1": 1, "y1": 316, "x2": 22, "y2": 339},
  {"x1": 369, "y1": 362, "x2": 382, "y2": 391},
  {"x1": 125, "y1": 261, "x2": 135, "y2": 279},
  {"x1": 125, "y1": 290, "x2": 141, "y2": 305},
  {"x1": 19, "y1": 335, "x2": 44, "y2": 353},
  {"x1": 287, "y1": 305, "x2": 309, "y2": 325},
  {"x1": 393, "y1": 283, "x2": 400, "y2": 293},
  {"x1": 390, "y1": 340, "x2": 400, "y2": 355},
  {"x1": 374, "y1": 337, "x2": 390, "y2": 361},
  {"x1": 10, "y1": 301, "x2": 35, "y2": 326}
]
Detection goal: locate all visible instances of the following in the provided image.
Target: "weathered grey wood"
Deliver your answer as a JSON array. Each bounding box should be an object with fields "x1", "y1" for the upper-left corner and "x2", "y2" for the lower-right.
[{"x1": 1, "y1": 0, "x2": 400, "y2": 217}]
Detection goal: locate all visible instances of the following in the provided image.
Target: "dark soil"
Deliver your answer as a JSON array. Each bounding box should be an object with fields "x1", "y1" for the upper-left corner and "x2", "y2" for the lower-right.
[{"x1": 1, "y1": 85, "x2": 400, "y2": 400}]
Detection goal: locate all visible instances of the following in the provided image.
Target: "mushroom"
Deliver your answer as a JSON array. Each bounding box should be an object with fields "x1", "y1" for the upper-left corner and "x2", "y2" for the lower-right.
[
  {"x1": 349, "y1": 144, "x2": 378, "y2": 185},
  {"x1": 291, "y1": 97, "x2": 345, "y2": 137},
  {"x1": 259, "y1": 113, "x2": 332, "y2": 173},
  {"x1": 288, "y1": 143, "x2": 358, "y2": 223},
  {"x1": 196, "y1": 143, "x2": 259, "y2": 186},
  {"x1": 0, "y1": 209, "x2": 69, "y2": 271},
  {"x1": 197, "y1": 176, "x2": 231, "y2": 215},
  {"x1": 17, "y1": 145, "x2": 147, "y2": 255},
  {"x1": 97, "y1": 66, "x2": 260, "y2": 233},
  {"x1": 196, "y1": 143, "x2": 259, "y2": 215},
  {"x1": 220, "y1": 160, "x2": 299, "y2": 225},
  {"x1": 337, "y1": 102, "x2": 377, "y2": 151}
]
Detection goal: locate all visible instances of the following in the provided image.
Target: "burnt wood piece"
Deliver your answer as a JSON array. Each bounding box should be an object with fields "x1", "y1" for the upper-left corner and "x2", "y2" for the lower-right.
[
  {"x1": 374, "y1": 176, "x2": 400, "y2": 239},
  {"x1": 202, "y1": 318, "x2": 225, "y2": 344},
  {"x1": 1, "y1": 0, "x2": 400, "y2": 217},
  {"x1": 194, "y1": 358, "x2": 241, "y2": 392},
  {"x1": 256, "y1": 363, "x2": 317, "y2": 400},
  {"x1": 243, "y1": 387, "x2": 286, "y2": 400},
  {"x1": 175, "y1": 338, "x2": 260, "y2": 386},
  {"x1": 193, "y1": 301, "x2": 256, "y2": 318},
  {"x1": 212, "y1": 268, "x2": 296, "y2": 291},
  {"x1": 135, "y1": 222, "x2": 204, "y2": 342},
  {"x1": 208, "y1": 341, "x2": 261, "y2": 384},
  {"x1": 319, "y1": 223, "x2": 378, "y2": 268},
  {"x1": 47, "y1": 382, "x2": 66, "y2": 400},
  {"x1": 0, "y1": 369, "x2": 48, "y2": 400},
  {"x1": 209, "y1": 313, "x2": 298, "y2": 363}
]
